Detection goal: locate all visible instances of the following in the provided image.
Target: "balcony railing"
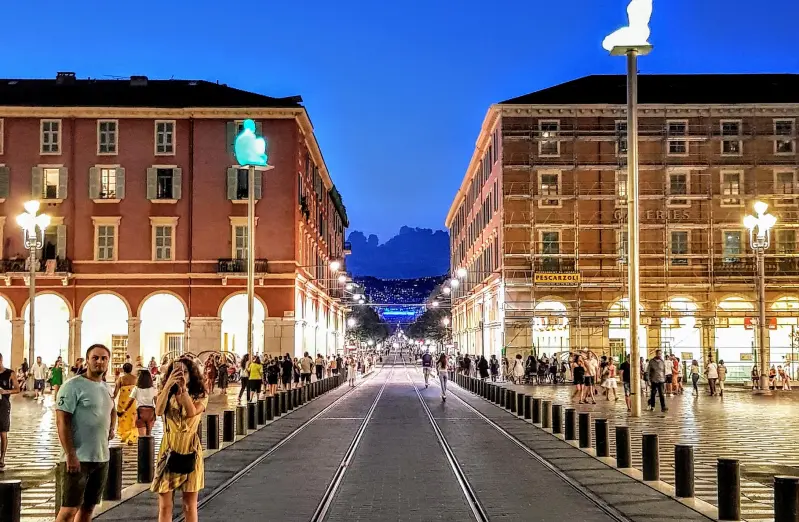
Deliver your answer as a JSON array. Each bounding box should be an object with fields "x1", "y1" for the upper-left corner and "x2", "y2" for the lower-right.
[
  {"x1": 0, "y1": 257, "x2": 72, "y2": 274},
  {"x1": 343, "y1": 241, "x2": 352, "y2": 254},
  {"x1": 534, "y1": 259, "x2": 577, "y2": 273},
  {"x1": 714, "y1": 259, "x2": 799, "y2": 278},
  {"x1": 217, "y1": 258, "x2": 269, "y2": 274}
]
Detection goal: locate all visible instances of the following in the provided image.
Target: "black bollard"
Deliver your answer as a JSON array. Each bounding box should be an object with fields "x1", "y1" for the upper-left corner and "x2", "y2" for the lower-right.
[
  {"x1": 223, "y1": 410, "x2": 235, "y2": 442},
  {"x1": 500, "y1": 388, "x2": 506, "y2": 408},
  {"x1": 615, "y1": 426, "x2": 632, "y2": 468},
  {"x1": 552, "y1": 404, "x2": 563, "y2": 434},
  {"x1": 774, "y1": 476, "x2": 799, "y2": 522},
  {"x1": 717, "y1": 459, "x2": 741, "y2": 521},
  {"x1": 266, "y1": 395, "x2": 275, "y2": 421},
  {"x1": 564, "y1": 408, "x2": 576, "y2": 440},
  {"x1": 516, "y1": 393, "x2": 525, "y2": 417},
  {"x1": 207, "y1": 414, "x2": 219, "y2": 450},
  {"x1": 524, "y1": 395, "x2": 533, "y2": 420},
  {"x1": 236, "y1": 405, "x2": 247, "y2": 435},
  {"x1": 280, "y1": 391, "x2": 287, "y2": 414},
  {"x1": 595, "y1": 419, "x2": 609, "y2": 457},
  {"x1": 0, "y1": 480, "x2": 21, "y2": 522},
  {"x1": 137, "y1": 435, "x2": 154, "y2": 483},
  {"x1": 542, "y1": 400, "x2": 552, "y2": 429},
  {"x1": 103, "y1": 445, "x2": 123, "y2": 501},
  {"x1": 247, "y1": 401, "x2": 257, "y2": 430},
  {"x1": 674, "y1": 445, "x2": 695, "y2": 498},
  {"x1": 509, "y1": 391, "x2": 517, "y2": 413},
  {"x1": 578, "y1": 412, "x2": 592, "y2": 449},
  {"x1": 642, "y1": 433, "x2": 659, "y2": 481},
  {"x1": 257, "y1": 399, "x2": 266, "y2": 425},
  {"x1": 532, "y1": 398, "x2": 542, "y2": 424},
  {"x1": 492, "y1": 384, "x2": 499, "y2": 404}
]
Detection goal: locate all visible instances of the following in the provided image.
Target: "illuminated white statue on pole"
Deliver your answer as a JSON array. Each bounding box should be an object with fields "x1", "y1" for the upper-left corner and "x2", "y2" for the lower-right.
[{"x1": 602, "y1": 0, "x2": 653, "y2": 51}]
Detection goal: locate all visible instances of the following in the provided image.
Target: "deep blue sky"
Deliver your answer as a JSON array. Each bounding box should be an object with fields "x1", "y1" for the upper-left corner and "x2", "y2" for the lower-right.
[{"x1": 4, "y1": 0, "x2": 798, "y2": 241}]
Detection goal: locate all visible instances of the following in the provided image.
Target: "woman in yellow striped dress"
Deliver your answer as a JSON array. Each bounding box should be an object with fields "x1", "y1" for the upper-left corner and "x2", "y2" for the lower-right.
[{"x1": 152, "y1": 358, "x2": 207, "y2": 522}]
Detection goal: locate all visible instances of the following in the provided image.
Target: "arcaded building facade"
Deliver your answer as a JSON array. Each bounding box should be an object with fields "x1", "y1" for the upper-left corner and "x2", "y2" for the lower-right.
[
  {"x1": 446, "y1": 74, "x2": 799, "y2": 380},
  {"x1": 0, "y1": 73, "x2": 349, "y2": 371}
]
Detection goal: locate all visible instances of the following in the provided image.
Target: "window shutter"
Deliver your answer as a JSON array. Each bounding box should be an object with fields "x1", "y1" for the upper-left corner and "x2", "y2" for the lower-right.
[
  {"x1": 255, "y1": 121, "x2": 263, "y2": 137},
  {"x1": 226, "y1": 167, "x2": 238, "y2": 200},
  {"x1": 146, "y1": 168, "x2": 157, "y2": 200},
  {"x1": 31, "y1": 167, "x2": 43, "y2": 198},
  {"x1": 254, "y1": 169, "x2": 263, "y2": 200},
  {"x1": 88, "y1": 167, "x2": 100, "y2": 199},
  {"x1": 56, "y1": 225, "x2": 67, "y2": 260},
  {"x1": 172, "y1": 168, "x2": 182, "y2": 200},
  {"x1": 226, "y1": 122, "x2": 236, "y2": 153},
  {"x1": 115, "y1": 167, "x2": 126, "y2": 199},
  {"x1": 57, "y1": 167, "x2": 68, "y2": 199},
  {"x1": 0, "y1": 166, "x2": 9, "y2": 199}
]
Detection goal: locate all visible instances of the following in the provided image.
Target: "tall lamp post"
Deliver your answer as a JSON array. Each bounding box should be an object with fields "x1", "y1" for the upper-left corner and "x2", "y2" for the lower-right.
[
  {"x1": 234, "y1": 119, "x2": 273, "y2": 359},
  {"x1": 16, "y1": 201, "x2": 50, "y2": 365},
  {"x1": 603, "y1": 0, "x2": 653, "y2": 418},
  {"x1": 744, "y1": 201, "x2": 777, "y2": 392}
]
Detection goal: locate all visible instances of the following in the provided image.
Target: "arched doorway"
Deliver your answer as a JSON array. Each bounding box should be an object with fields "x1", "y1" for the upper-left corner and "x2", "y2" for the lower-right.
[
  {"x1": 661, "y1": 297, "x2": 700, "y2": 364},
  {"x1": 220, "y1": 294, "x2": 264, "y2": 357},
  {"x1": 23, "y1": 293, "x2": 70, "y2": 364},
  {"x1": 0, "y1": 296, "x2": 12, "y2": 363},
  {"x1": 140, "y1": 293, "x2": 186, "y2": 364},
  {"x1": 771, "y1": 296, "x2": 799, "y2": 378},
  {"x1": 532, "y1": 301, "x2": 569, "y2": 356},
  {"x1": 608, "y1": 298, "x2": 647, "y2": 360},
  {"x1": 81, "y1": 293, "x2": 129, "y2": 374},
  {"x1": 716, "y1": 296, "x2": 755, "y2": 371}
]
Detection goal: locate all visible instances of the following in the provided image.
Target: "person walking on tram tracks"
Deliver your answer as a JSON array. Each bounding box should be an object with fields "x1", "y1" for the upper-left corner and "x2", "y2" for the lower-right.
[
  {"x1": 247, "y1": 356, "x2": 263, "y2": 401},
  {"x1": 32, "y1": 356, "x2": 48, "y2": 401},
  {"x1": 0, "y1": 352, "x2": 20, "y2": 469},
  {"x1": 437, "y1": 353, "x2": 449, "y2": 401},
  {"x1": 54, "y1": 344, "x2": 115, "y2": 522},
  {"x1": 705, "y1": 357, "x2": 719, "y2": 396},
  {"x1": 237, "y1": 354, "x2": 250, "y2": 403},
  {"x1": 421, "y1": 351, "x2": 433, "y2": 388},
  {"x1": 647, "y1": 349, "x2": 668, "y2": 413},
  {"x1": 152, "y1": 357, "x2": 208, "y2": 522},
  {"x1": 690, "y1": 359, "x2": 701, "y2": 396}
]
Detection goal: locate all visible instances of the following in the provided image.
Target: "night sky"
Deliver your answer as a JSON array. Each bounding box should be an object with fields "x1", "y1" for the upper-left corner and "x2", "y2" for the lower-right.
[{"x1": 4, "y1": 0, "x2": 798, "y2": 241}]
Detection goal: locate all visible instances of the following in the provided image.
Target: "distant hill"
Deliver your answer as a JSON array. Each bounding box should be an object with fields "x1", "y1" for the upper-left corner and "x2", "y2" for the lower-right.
[{"x1": 346, "y1": 226, "x2": 450, "y2": 279}]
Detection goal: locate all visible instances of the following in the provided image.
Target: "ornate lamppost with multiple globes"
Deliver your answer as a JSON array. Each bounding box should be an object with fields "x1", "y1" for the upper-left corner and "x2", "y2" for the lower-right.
[{"x1": 16, "y1": 201, "x2": 51, "y2": 364}]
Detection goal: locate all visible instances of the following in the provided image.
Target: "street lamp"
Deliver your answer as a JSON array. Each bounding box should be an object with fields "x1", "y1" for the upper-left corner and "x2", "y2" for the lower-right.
[
  {"x1": 442, "y1": 317, "x2": 450, "y2": 327},
  {"x1": 330, "y1": 260, "x2": 341, "y2": 272},
  {"x1": 456, "y1": 267, "x2": 467, "y2": 279},
  {"x1": 744, "y1": 200, "x2": 777, "y2": 392},
  {"x1": 443, "y1": 286, "x2": 451, "y2": 295},
  {"x1": 604, "y1": 0, "x2": 653, "y2": 418},
  {"x1": 234, "y1": 119, "x2": 273, "y2": 360},
  {"x1": 337, "y1": 274, "x2": 347, "y2": 284},
  {"x1": 16, "y1": 201, "x2": 50, "y2": 364},
  {"x1": 347, "y1": 317, "x2": 357, "y2": 328},
  {"x1": 449, "y1": 278, "x2": 460, "y2": 289},
  {"x1": 431, "y1": 300, "x2": 440, "y2": 308}
]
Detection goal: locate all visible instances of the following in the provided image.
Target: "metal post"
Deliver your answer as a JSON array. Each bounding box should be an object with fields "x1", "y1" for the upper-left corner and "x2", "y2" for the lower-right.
[
  {"x1": 247, "y1": 164, "x2": 256, "y2": 361},
  {"x1": 532, "y1": 397, "x2": 542, "y2": 424},
  {"x1": 774, "y1": 476, "x2": 799, "y2": 522},
  {"x1": 541, "y1": 400, "x2": 552, "y2": 429},
  {"x1": 552, "y1": 404, "x2": 563, "y2": 434},
  {"x1": 564, "y1": 408, "x2": 576, "y2": 441},
  {"x1": 0, "y1": 480, "x2": 22, "y2": 522},
  {"x1": 207, "y1": 414, "x2": 219, "y2": 449},
  {"x1": 137, "y1": 436, "x2": 154, "y2": 483},
  {"x1": 718, "y1": 459, "x2": 741, "y2": 521},
  {"x1": 595, "y1": 419, "x2": 609, "y2": 457},
  {"x1": 103, "y1": 445, "x2": 123, "y2": 501},
  {"x1": 757, "y1": 249, "x2": 770, "y2": 391},
  {"x1": 578, "y1": 412, "x2": 591, "y2": 449},
  {"x1": 675, "y1": 445, "x2": 695, "y2": 498},
  {"x1": 626, "y1": 49, "x2": 642, "y2": 418},
  {"x1": 616, "y1": 426, "x2": 632, "y2": 468},
  {"x1": 236, "y1": 405, "x2": 246, "y2": 435},
  {"x1": 28, "y1": 245, "x2": 36, "y2": 363},
  {"x1": 222, "y1": 410, "x2": 235, "y2": 442},
  {"x1": 642, "y1": 433, "x2": 660, "y2": 481},
  {"x1": 247, "y1": 401, "x2": 257, "y2": 430}
]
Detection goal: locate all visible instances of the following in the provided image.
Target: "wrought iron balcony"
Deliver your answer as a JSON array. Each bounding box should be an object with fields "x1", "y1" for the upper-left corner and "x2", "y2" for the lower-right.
[
  {"x1": 0, "y1": 257, "x2": 72, "y2": 274},
  {"x1": 217, "y1": 258, "x2": 269, "y2": 274},
  {"x1": 534, "y1": 258, "x2": 577, "y2": 273},
  {"x1": 343, "y1": 241, "x2": 352, "y2": 255}
]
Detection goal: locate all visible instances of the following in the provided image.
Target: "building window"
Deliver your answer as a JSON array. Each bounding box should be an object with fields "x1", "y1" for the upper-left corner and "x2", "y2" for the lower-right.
[
  {"x1": 226, "y1": 167, "x2": 263, "y2": 201},
  {"x1": 97, "y1": 120, "x2": 118, "y2": 154},
  {"x1": 540, "y1": 231, "x2": 560, "y2": 271},
  {"x1": 234, "y1": 225, "x2": 248, "y2": 259},
  {"x1": 41, "y1": 120, "x2": 61, "y2": 154},
  {"x1": 667, "y1": 171, "x2": 689, "y2": 207},
  {"x1": 617, "y1": 230, "x2": 628, "y2": 264},
  {"x1": 615, "y1": 120, "x2": 628, "y2": 156},
  {"x1": 155, "y1": 121, "x2": 175, "y2": 155},
  {"x1": 153, "y1": 224, "x2": 174, "y2": 261},
  {"x1": 777, "y1": 229, "x2": 796, "y2": 255},
  {"x1": 42, "y1": 167, "x2": 60, "y2": 199},
  {"x1": 667, "y1": 120, "x2": 688, "y2": 156},
  {"x1": 538, "y1": 120, "x2": 560, "y2": 157},
  {"x1": 146, "y1": 167, "x2": 182, "y2": 201},
  {"x1": 720, "y1": 120, "x2": 742, "y2": 156},
  {"x1": 100, "y1": 168, "x2": 117, "y2": 198},
  {"x1": 722, "y1": 231, "x2": 742, "y2": 263},
  {"x1": 774, "y1": 170, "x2": 797, "y2": 206},
  {"x1": 157, "y1": 169, "x2": 173, "y2": 199},
  {"x1": 93, "y1": 218, "x2": 120, "y2": 262},
  {"x1": 670, "y1": 231, "x2": 689, "y2": 266},
  {"x1": 775, "y1": 119, "x2": 796, "y2": 155},
  {"x1": 615, "y1": 170, "x2": 627, "y2": 204},
  {"x1": 720, "y1": 171, "x2": 742, "y2": 206},
  {"x1": 538, "y1": 170, "x2": 561, "y2": 208}
]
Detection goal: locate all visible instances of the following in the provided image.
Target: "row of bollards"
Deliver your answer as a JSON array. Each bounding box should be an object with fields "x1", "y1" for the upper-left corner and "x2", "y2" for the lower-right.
[
  {"x1": 26, "y1": 375, "x2": 346, "y2": 519},
  {"x1": 454, "y1": 373, "x2": 799, "y2": 522}
]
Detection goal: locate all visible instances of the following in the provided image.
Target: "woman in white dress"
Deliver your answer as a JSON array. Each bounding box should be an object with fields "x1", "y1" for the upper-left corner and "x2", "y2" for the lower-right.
[{"x1": 512, "y1": 355, "x2": 525, "y2": 384}]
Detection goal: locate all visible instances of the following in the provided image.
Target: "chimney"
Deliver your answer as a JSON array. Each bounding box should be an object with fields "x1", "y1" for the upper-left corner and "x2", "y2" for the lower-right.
[
  {"x1": 130, "y1": 75, "x2": 148, "y2": 87},
  {"x1": 55, "y1": 72, "x2": 76, "y2": 85}
]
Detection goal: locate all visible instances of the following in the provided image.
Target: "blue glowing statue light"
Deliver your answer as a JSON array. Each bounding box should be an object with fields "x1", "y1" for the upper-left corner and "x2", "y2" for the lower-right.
[{"x1": 234, "y1": 119, "x2": 269, "y2": 167}]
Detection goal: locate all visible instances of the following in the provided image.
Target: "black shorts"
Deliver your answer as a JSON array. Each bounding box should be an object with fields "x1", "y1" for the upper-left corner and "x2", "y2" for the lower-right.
[
  {"x1": 585, "y1": 376, "x2": 595, "y2": 386},
  {"x1": 249, "y1": 380, "x2": 262, "y2": 394},
  {"x1": 293, "y1": 373, "x2": 300, "y2": 383},
  {"x1": 60, "y1": 461, "x2": 109, "y2": 508},
  {"x1": 267, "y1": 375, "x2": 278, "y2": 385},
  {"x1": 332, "y1": 368, "x2": 339, "y2": 375},
  {"x1": 0, "y1": 400, "x2": 10, "y2": 432},
  {"x1": 281, "y1": 374, "x2": 291, "y2": 385},
  {"x1": 301, "y1": 373, "x2": 311, "y2": 383},
  {"x1": 34, "y1": 379, "x2": 45, "y2": 391}
]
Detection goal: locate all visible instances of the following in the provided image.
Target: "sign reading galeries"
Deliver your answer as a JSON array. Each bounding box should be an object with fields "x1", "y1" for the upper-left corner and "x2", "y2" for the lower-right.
[{"x1": 534, "y1": 273, "x2": 580, "y2": 285}]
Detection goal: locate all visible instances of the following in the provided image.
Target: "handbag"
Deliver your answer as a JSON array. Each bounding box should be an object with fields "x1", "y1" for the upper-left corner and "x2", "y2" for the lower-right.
[{"x1": 165, "y1": 449, "x2": 197, "y2": 475}]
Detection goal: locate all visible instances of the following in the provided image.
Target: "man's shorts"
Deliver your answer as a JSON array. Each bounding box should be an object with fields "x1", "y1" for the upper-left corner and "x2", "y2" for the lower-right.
[
  {"x1": 0, "y1": 400, "x2": 10, "y2": 432},
  {"x1": 60, "y1": 461, "x2": 109, "y2": 508},
  {"x1": 301, "y1": 373, "x2": 311, "y2": 383},
  {"x1": 34, "y1": 379, "x2": 45, "y2": 391},
  {"x1": 623, "y1": 382, "x2": 631, "y2": 397},
  {"x1": 585, "y1": 376, "x2": 595, "y2": 387}
]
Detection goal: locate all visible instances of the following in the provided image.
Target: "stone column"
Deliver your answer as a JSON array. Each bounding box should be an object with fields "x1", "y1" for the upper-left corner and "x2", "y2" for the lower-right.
[
  {"x1": 185, "y1": 317, "x2": 222, "y2": 355},
  {"x1": 700, "y1": 318, "x2": 716, "y2": 364},
  {"x1": 263, "y1": 317, "x2": 284, "y2": 358},
  {"x1": 69, "y1": 318, "x2": 82, "y2": 364},
  {"x1": 10, "y1": 319, "x2": 25, "y2": 369},
  {"x1": 646, "y1": 317, "x2": 662, "y2": 359},
  {"x1": 126, "y1": 317, "x2": 141, "y2": 361}
]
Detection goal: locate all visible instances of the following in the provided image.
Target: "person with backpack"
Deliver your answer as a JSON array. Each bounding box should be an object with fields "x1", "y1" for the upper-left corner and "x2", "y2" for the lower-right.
[{"x1": 421, "y1": 351, "x2": 433, "y2": 387}]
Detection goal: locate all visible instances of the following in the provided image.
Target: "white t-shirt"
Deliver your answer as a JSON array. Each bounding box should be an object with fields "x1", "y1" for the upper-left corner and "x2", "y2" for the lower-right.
[
  {"x1": 586, "y1": 358, "x2": 598, "y2": 378},
  {"x1": 32, "y1": 363, "x2": 48, "y2": 380},
  {"x1": 130, "y1": 386, "x2": 157, "y2": 408},
  {"x1": 706, "y1": 362, "x2": 719, "y2": 379},
  {"x1": 665, "y1": 360, "x2": 673, "y2": 375}
]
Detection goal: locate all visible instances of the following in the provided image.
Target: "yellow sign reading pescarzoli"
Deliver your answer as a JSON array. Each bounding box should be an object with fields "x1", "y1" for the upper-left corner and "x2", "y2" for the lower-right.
[{"x1": 534, "y1": 273, "x2": 580, "y2": 284}]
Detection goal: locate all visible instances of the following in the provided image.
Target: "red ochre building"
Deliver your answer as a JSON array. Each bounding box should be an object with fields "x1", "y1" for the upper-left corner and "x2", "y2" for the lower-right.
[{"x1": 0, "y1": 72, "x2": 350, "y2": 371}]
